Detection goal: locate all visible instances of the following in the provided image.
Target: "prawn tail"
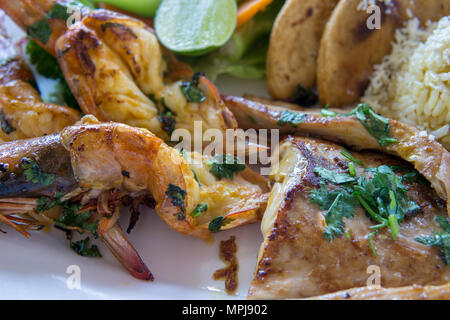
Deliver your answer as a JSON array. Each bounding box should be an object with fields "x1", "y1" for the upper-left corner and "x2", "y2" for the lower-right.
[{"x1": 101, "y1": 223, "x2": 154, "y2": 281}]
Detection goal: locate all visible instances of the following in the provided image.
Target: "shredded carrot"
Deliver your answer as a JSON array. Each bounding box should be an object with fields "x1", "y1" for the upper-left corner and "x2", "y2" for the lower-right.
[{"x1": 237, "y1": 0, "x2": 275, "y2": 28}]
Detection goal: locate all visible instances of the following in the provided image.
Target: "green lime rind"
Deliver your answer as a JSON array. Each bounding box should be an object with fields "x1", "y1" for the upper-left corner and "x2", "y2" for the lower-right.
[{"x1": 155, "y1": 0, "x2": 237, "y2": 55}]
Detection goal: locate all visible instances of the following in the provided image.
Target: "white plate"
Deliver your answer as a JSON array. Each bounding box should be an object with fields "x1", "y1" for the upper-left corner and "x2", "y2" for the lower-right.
[{"x1": 0, "y1": 16, "x2": 269, "y2": 300}]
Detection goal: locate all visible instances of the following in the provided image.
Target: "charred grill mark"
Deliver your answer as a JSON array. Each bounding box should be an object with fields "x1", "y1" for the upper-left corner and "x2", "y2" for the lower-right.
[
  {"x1": 290, "y1": 138, "x2": 324, "y2": 188},
  {"x1": 72, "y1": 28, "x2": 99, "y2": 77},
  {"x1": 100, "y1": 22, "x2": 138, "y2": 40}
]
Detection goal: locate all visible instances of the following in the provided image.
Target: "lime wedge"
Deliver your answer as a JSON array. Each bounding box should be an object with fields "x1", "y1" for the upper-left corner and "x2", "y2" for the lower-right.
[
  {"x1": 90, "y1": 0, "x2": 162, "y2": 17},
  {"x1": 155, "y1": 0, "x2": 237, "y2": 55}
]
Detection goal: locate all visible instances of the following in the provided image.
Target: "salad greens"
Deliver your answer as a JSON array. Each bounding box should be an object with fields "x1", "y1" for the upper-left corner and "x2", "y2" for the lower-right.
[
  {"x1": 26, "y1": 40, "x2": 81, "y2": 111},
  {"x1": 180, "y1": 0, "x2": 284, "y2": 81}
]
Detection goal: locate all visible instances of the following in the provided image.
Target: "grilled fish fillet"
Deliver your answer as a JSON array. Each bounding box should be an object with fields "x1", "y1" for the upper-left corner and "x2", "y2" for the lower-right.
[
  {"x1": 223, "y1": 96, "x2": 450, "y2": 211},
  {"x1": 310, "y1": 283, "x2": 450, "y2": 300},
  {"x1": 249, "y1": 136, "x2": 449, "y2": 299}
]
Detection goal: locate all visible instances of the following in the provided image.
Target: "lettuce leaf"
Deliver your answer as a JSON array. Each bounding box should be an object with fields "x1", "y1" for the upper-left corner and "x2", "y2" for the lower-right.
[{"x1": 180, "y1": 0, "x2": 284, "y2": 81}]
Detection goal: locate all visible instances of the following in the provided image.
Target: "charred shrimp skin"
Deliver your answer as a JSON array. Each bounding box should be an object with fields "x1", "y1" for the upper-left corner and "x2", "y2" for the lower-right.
[
  {"x1": 0, "y1": 116, "x2": 269, "y2": 278},
  {"x1": 0, "y1": 25, "x2": 80, "y2": 142},
  {"x1": 55, "y1": 8, "x2": 237, "y2": 141},
  {"x1": 223, "y1": 96, "x2": 450, "y2": 212}
]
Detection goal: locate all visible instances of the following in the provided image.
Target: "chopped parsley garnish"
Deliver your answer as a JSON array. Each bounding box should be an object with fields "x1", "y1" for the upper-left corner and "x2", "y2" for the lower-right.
[
  {"x1": 180, "y1": 81, "x2": 206, "y2": 103},
  {"x1": 56, "y1": 204, "x2": 98, "y2": 237},
  {"x1": 70, "y1": 237, "x2": 102, "y2": 258},
  {"x1": 348, "y1": 162, "x2": 356, "y2": 177},
  {"x1": 347, "y1": 104, "x2": 398, "y2": 147},
  {"x1": 157, "y1": 98, "x2": 176, "y2": 136},
  {"x1": 310, "y1": 184, "x2": 357, "y2": 241},
  {"x1": 191, "y1": 203, "x2": 208, "y2": 218},
  {"x1": 248, "y1": 114, "x2": 257, "y2": 123},
  {"x1": 320, "y1": 106, "x2": 337, "y2": 117},
  {"x1": 340, "y1": 150, "x2": 364, "y2": 166},
  {"x1": 26, "y1": 40, "x2": 62, "y2": 79},
  {"x1": 314, "y1": 167, "x2": 356, "y2": 185},
  {"x1": 165, "y1": 184, "x2": 187, "y2": 219},
  {"x1": 208, "y1": 216, "x2": 233, "y2": 233},
  {"x1": 367, "y1": 232, "x2": 378, "y2": 258},
  {"x1": 415, "y1": 216, "x2": 450, "y2": 265},
  {"x1": 0, "y1": 112, "x2": 16, "y2": 134},
  {"x1": 21, "y1": 159, "x2": 56, "y2": 186},
  {"x1": 25, "y1": 1, "x2": 91, "y2": 45},
  {"x1": 37, "y1": 194, "x2": 99, "y2": 237},
  {"x1": 277, "y1": 110, "x2": 305, "y2": 127},
  {"x1": 207, "y1": 154, "x2": 246, "y2": 180},
  {"x1": 320, "y1": 104, "x2": 398, "y2": 147},
  {"x1": 26, "y1": 19, "x2": 52, "y2": 45},
  {"x1": 289, "y1": 85, "x2": 317, "y2": 106},
  {"x1": 192, "y1": 169, "x2": 201, "y2": 185},
  {"x1": 310, "y1": 164, "x2": 420, "y2": 241}
]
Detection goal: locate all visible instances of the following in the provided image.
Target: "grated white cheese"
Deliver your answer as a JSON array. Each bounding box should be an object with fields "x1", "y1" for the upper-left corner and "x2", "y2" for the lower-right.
[{"x1": 362, "y1": 16, "x2": 450, "y2": 149}]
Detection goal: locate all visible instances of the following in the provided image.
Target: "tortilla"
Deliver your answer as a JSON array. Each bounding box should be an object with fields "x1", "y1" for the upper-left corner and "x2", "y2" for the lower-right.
[
  {"x1": 317, "y1": 0, "x2": 450, "y2": 107},
  {"x1": 266, "y1": 0, "x2": 339, "y2": 100}
]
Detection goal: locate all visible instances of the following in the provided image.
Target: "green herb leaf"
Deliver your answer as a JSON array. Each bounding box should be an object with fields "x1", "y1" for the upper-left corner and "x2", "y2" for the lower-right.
[
  {"x1": 415, "y1": 216, "x2": 450, "y2": 265},
  {"x1": 208, "y1": 154, "x2": 246, "y2": 180},
  {"x1": 47, "y1": 3, "x2": 72, "y2": 21},
  {"x1": 180, "y1": 81, "x2": 206, "y2": 103},
  {"x1": 321, "y1": 106, "x2": 337, "y2": 117},
  {"x1": 347, "y1": 104, "x2": 398, "y2": 147},
  {"x1": 0, "y1": 112, "x2": 15, "y2": 134},
  {"x1": 21, "y1": 159, "x2": 56, "y2": 186},
  {"x1": 191, "y1": 203, "x2": 208, "y2": 218},
  {"x1": 165, "y1": 184, "x2": 187, "y2": 219},
  {"x1": 314, "y1": 167, "x2": 356, "y2": 185},
  {"x1": 310, "y1": 184, "x2": 357, "y2": 241},
  {"x1": 70, "y1": 237, "x2": 102, "y2": 257},
  {"x1": 26, "y1": 39, "x2": 62, "y2": 79},
  {"x1": 340, "y1": 150, "x2": 364, "y2": 166},
  {"x1": 157, "y1": 98, "x2": 176, "y2": 136},
  {"x1": 208, "y1": 216, "x2": 233, "y2": 233},
  {"x1": 277, "y1": 110, "x2": 305, "y2": 127},
  {"x1": 56, "y1": 205, "x2": 98, "y2": 237},
  {"x1": 289, "y1": 85, "x2": 317, "y2": 106},
  {"x1": 310, "y1": 163, "x2": 420, "y2": 242},
  {"x1": 368, "y1": 232, "x2": 378, "y2": 258},
  {"x1": 26, "y1": 19, "x2": 52, "y2": 45}
]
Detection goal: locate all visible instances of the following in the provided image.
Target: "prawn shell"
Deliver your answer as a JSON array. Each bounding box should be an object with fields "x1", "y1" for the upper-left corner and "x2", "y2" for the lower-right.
[{"x1": 0, "y1": 134, "x2": 77, "y2": 198}]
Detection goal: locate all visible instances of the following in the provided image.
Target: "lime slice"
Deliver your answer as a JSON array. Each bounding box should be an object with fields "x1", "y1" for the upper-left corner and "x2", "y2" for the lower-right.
[
  {"x1": 155, "y1": 0, "x2": 237, "y2": 55},
  {"x1": 90, "y1": 0, "x2": 162, "y2": 17}
]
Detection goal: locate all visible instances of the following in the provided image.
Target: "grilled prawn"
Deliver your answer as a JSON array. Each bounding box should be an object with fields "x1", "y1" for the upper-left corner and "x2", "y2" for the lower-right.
[
  {"x1": 0, "y1": 21, "x2": 80, "y2": 142},
  {"x1": 0, "y1": 116, "x2": 269, "y2": 279},
  {"x1": 0, "y1": 0, "x2": 238, "y2": 143}
]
